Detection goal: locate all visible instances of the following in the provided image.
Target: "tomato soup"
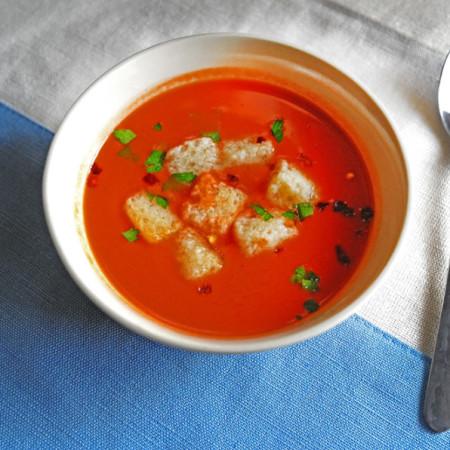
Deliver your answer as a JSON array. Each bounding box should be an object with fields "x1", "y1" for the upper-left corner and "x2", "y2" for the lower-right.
[{"x1": 83, "y1": 69, "x2": 374, "y2": 338}]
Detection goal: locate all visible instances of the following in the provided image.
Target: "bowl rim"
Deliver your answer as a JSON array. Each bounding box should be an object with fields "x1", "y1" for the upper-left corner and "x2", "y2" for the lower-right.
[{"x1": 42, "y1": 32, "x2": 412, "y2": 353}]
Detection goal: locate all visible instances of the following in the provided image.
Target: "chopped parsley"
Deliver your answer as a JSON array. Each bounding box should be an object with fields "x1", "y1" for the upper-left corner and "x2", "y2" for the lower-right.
[
  {"x1": 301, "y1": 274, "x2": 320, "y2": 292},
  {"x1": 147, "y1": 193, "x2": 169, "y2": 208},
  {"x1": 117, "y1": 146, "x2": 139, "y2": 161},
  {"x1": 172, "y1": 172, "x2": 197, "y2": 183},
  {"x1": 271, "y1": 119, "x2": 284, "y2": 143},
  {"x1": 283, "y1": 203, "x2": 314, "y2": 221},
  {"x1": 145, "y1": 150, "x2": 165, "y2": 173},
  {"x1": 113, "y1": 129, "x2": 136, "y2": 144},
  {"x1": 296, "y1": 202, "x2": 314, "y2": 220},
  {"x1": 122, "y1": 228, "x2": 139, "y2": 242},
  {"x1": 163, "y1": 172, "x2": 197, "y2": 191},
  {"x1": 251, "y1": 204, "x2": 273, "y2": 221},
  {"x1": 291, "y1": 266, "x2": 306, "y2": 284},
  {"x1": 282, "y1": 210, "x2": 297, "y2": 220},
  {"x1": 153, "y1": 122, "x2": 163, "y2": 131},
  {"x1": 202, "y1": 131, "x2": 221, "y2": 142},
  {"x1": 156, "y1": 196, "x2": 169, "y2": 208},
  {"x1": 304, "y1": 299, "x2": 319, "y2": 313},
  {"x1": 291, "y1": 266, "x2": 320, "y2": 292}
]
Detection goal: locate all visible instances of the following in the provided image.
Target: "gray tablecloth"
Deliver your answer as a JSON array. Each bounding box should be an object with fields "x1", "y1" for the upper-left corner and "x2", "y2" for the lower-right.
[{"x1": 1, "y1": 0, "x2": 450, "y2": 355}]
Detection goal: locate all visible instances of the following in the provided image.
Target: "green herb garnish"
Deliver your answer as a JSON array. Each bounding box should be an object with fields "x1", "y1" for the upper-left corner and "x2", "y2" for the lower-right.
[
  {"x1": 282, "y1": 210, "x2": 297, "y2": 220},
  {"x1": 122, "y1": 228, "x2": 139, "y2": 242},
  {"x1": 147, "y1": 193, "x2": 169, "y2": 208},
  {"x1": 145, "y1": 150, "x2": 165, "y2": 173},
  {"x1": 283, "y1": 204, "x2": 314, "y2": 221},
  {"x1": 172, "y1": 172, "x2": 197, "y2": 183},
  {"x1": 251, "y1": 204, "x2": 273, "y2": 221},
  {"x1": 291, "y1": 266, "x2": 320, "y2": 292},
  {"x1": 291, "y1": 266, "x2": 306, "y2": 284},
  {"x1": 114, "y1": 129, "x2": 136, "y2": 144},
  {"x1": 153, "y1": 122, "x2": 162, "y2": 131},
  {"x1": 301, "y1": 272, "x2": 320, "y2": 292},
  {"x1": 155, "y1": 196, "x2": 169, "y2": 208},
  {"x1": 162, "y1": 172, "x2": 197, "y2": 191},
  {"x1": 304, "y1": 299, "x2": 319, "y2": 313},
  {"x1": 117, "y1": 146, "x2": 139, "y2": 161},
  {"x1": 202, "y1": 131, "x2": 221, "y2": 142},
  {"x1": 271, "y1": 119, "x2": 284, "y2": 143},
  {"x1": 296, "y1": 202, "x2": 314, "y2": 220}
]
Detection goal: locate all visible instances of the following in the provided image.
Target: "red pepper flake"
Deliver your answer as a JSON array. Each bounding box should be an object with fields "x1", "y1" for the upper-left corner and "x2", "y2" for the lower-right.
[
  {"x1": 268, "y1": 163, "x2": 276, "y2": 170},
  {"x1": 355, "y1": 228, "x2": 366, "y2": 237},
  {"x1": 197, "y1": 284, "x2": 212, "y2": 295},
  {"x1": 335, "y1": 245, "x2": 351, "y2": 265},
  {"x1": 90, "y1": 162, "x2": 102, "y2": 175},
  {"x1": 274, "y1": 247, "x2": 283, "y2": 254},
  {"x1": 143, "y1": 173, "x2": 159, "y2": 185},
  {"x1": 360, "y1": 206, "x2": 374, "y2": 222},
  {"x1": 316, "y1": 202, "x2": 329, "y2": 211},
  {"x1": 333, "y1": 200, "x2": 355, "y2": 217},
  {"x1": 256, "y1": 136, "x2": 266, "y2": 143},
  {"x1": 227, "y1": 173, "x2": 239, "y2": 184},
  {"x1": 87, "y1": 174, "x2": 98, "y2": 188},
  {"x1": 298, "y1": 153, "x2": 312, "y2": 167}
]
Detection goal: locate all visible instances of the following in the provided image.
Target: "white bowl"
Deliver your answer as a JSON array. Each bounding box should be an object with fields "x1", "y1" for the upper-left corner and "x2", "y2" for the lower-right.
[{"x1": 43, "y1": 34, "x2": 409, "y2": 353}]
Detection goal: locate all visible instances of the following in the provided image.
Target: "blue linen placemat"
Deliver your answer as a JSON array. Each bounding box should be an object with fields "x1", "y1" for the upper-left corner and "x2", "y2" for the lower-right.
[{"x1": 0, "y1": 102, "x2": 449, "y2": 449}]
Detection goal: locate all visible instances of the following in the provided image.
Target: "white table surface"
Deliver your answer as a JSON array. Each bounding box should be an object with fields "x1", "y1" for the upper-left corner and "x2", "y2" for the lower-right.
[{"x1": 2, "y1": 0, "x2": 450, "y2": 355}]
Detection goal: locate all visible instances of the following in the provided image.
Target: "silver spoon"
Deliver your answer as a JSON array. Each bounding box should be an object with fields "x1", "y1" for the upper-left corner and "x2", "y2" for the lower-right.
[{"x1": 423, "y1": 51, "x2": 450, "y2": 432}]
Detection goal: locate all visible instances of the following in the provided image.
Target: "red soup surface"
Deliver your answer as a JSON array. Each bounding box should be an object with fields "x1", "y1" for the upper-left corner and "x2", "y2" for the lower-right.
[{"x1": 83, "y1": 69, "x2": 375, "y2": 338}]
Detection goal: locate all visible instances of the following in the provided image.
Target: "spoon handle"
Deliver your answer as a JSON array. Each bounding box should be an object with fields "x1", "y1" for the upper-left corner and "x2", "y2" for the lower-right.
[{"x1": 424, "y1": 263, "x2": 450, "y2": 432}]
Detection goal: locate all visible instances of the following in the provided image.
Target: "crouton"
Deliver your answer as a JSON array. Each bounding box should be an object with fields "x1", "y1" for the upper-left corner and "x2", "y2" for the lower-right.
[
  {"x1": 222, "y1": 138, "x2": 274, "y2": 167},
  {"x1": 182, "y1": 173, "x2": 247, "y2": 235},
  {"x1": 233, "y1": 215, "x2": 298, "y2": 256},
  {"x1": 166, "y1": 137, "x2": 220, "y2": 175},
  {"x1": 267, "y1": 160, "x2": 317, "y2": 209},
  {"x1": 176, "y1": 228, "x2": 223, "y2": 279},
  {"x1": 125, "y1": 192, "x2": 181, "y2": 243}
]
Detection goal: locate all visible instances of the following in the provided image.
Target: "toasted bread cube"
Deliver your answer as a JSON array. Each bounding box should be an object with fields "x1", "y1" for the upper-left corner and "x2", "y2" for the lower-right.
[
  {"x1": 267, "y1": 160, "x2": 317, "y2": 209},
  {"x1": 222, "y1": 138, "x2": 274, "y2": 167},
  {"x1": 176, "y1": 228, "x2": 223, "y2": 279},
  {"x1": 125, "y1": 192, "x2": 181, "y2": 243},
  {"x1": 233, "y1": 215, "x2": 298, "y2": 256},
  {"x1": 182, "y1": 174, "x2": 247, "y2": 235},
  {"x1": 166, "y1": 137, "x2": 220, "y2": 175}
]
